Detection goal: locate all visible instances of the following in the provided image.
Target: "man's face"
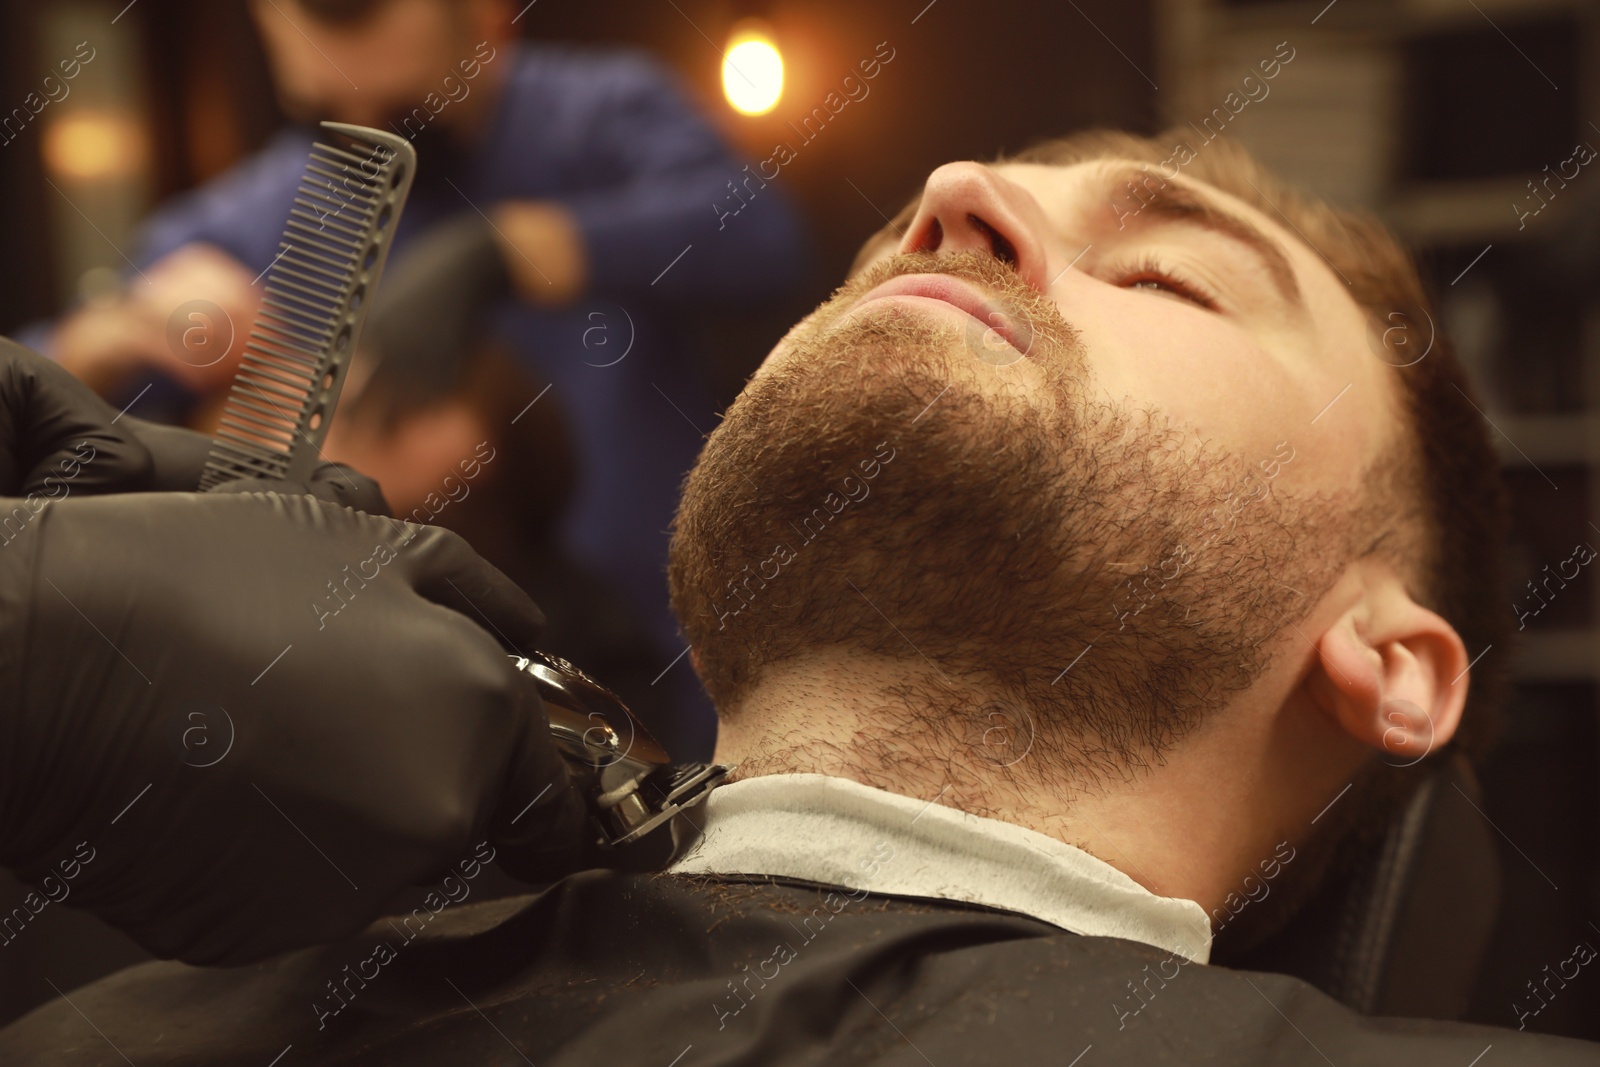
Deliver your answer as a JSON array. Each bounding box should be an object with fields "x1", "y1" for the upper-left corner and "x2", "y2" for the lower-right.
[
  {"x1": 668, "y1": 156, "x2": 1404, "y2": 780},
  {"x1": 786, "y1": 158, "x2": 1403, "y2": 503},
  {"x1": 252, "y1": 0, "x2": 487, "y2": 133}
]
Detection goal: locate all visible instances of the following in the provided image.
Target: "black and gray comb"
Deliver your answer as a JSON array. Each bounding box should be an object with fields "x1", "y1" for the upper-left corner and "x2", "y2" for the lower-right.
[{"x1": 198, "y1": 122, "x2": 417, "y2": 490}]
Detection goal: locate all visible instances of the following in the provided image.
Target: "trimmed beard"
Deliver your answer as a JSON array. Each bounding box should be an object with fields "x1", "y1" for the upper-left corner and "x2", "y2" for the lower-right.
[{"x1": 668, "y1": 248, "x2": 1377, "y2": 787}]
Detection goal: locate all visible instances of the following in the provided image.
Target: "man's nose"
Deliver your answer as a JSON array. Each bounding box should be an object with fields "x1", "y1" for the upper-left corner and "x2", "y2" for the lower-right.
[{"x1": 898, "y1": 162, "x2": 1051, "y2": 295}]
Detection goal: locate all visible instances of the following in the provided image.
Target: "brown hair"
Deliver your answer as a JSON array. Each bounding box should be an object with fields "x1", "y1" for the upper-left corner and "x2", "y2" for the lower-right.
[
  {"x1": 284, "y1": 0, "x2": 387, "y2": 23},
  {"x1": 285, "y1": 0, "x2": 465, "y2": 25}
]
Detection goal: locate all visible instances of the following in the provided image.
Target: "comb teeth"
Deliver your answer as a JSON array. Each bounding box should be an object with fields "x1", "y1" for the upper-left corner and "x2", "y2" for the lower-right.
[{"x1": 199, "y1": 124, "x2": 416, "y2": 491}]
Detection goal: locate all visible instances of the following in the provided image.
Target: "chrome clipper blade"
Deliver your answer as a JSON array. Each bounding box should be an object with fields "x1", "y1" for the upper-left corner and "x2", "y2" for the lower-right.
[{"x1": 512, "y1": 651, "x2": 728, "y2": 849}]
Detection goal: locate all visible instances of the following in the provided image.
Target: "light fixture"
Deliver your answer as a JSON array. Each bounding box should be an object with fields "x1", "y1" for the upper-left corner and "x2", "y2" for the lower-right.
[
  {"x1": 42, "y1": 110, "x2": 144, "y2": 181},
  {"x1": 722, "y1": 20, "x2": 784, "y2": 116}
]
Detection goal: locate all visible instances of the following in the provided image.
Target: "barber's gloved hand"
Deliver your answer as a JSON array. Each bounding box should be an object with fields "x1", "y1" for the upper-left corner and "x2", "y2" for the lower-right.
[
  {"x1": 116, "y1": 412, "x2": 391, "y2": 514},
  {"x1": 1, "y1": 334, "x2": 389, "y2": 511},
  {"x1": 0, "y1": 335, "x2": 153, "y2": 495},
  {"x1": 0, "y1": 490, "x2": 592, "y2": 964},
  {"x1": 356, "y1": 212, "x2": 511, "y2": 422}
]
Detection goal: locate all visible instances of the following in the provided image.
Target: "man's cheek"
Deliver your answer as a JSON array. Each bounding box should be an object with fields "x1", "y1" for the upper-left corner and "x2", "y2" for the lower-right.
[
  {"x1": 1067, "y1": 299, "x2": 1194, "y2": 404},
  {"x1": 1079, "y1": 312, "x2": 1288, "y2": 450}
]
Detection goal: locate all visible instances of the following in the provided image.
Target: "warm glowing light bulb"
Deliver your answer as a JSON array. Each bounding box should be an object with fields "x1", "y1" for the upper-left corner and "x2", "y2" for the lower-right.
[
  {"x1": 43, "y1": 112, "x2": 142, "y2": 180},
  {"x1": 722, "y1": 29, "x2": 784, "y2": 116}
]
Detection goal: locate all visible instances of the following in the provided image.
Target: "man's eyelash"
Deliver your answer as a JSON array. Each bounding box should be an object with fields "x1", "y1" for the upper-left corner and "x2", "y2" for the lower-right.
[{"x1": 1109, "y1": 255, "x2": 1220, "y2": 311}]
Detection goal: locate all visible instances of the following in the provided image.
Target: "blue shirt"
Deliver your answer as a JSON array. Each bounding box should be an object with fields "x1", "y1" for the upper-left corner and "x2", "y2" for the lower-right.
[{"x1": 87, "y1": 43, "x2": 810, "y2": 750}]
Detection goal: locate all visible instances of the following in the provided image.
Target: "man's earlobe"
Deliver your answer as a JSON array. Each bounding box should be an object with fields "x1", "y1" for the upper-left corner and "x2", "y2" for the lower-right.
[{"x1": 1308, "y1": 587, "x2": 1469, "y2": 765}]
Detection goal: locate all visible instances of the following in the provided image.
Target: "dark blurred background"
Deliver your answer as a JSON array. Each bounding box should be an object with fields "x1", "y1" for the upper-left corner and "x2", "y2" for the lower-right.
[{"x1": 1, "y1": 0, "x2": 1598, "y2": 1043}]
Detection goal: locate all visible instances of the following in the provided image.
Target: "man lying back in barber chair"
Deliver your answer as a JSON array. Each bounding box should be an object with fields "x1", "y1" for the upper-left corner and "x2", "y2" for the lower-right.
[{"x1": 7, "y1": 127, "x2": 1596, "y2": 1065}]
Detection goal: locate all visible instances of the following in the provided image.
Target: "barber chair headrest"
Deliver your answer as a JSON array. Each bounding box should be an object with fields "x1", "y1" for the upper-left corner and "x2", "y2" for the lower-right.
[{"x1": 1210, "y1": 753, "x2": 1501, "y2": 1020}]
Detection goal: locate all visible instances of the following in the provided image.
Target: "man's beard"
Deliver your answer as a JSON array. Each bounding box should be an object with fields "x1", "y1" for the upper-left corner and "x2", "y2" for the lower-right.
[{"x1": 668, "y1": 249, "x2": 1371, "y2": 785}]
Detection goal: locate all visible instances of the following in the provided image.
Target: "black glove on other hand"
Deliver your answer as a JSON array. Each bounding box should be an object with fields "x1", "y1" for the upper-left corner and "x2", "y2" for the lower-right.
[{"x1": 0, "y1": 491, "x2": 590, "y2": 964}]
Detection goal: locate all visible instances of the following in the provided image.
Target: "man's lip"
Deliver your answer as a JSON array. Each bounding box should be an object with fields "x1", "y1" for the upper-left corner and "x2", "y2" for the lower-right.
[{"x1": 845, "y1": 274, "x2": 1019, "y2": 349}]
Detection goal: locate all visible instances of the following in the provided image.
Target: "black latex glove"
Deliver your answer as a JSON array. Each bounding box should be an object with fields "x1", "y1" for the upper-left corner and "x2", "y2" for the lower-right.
[
  {"x1": 357, "y1": 212, "x2": 511, "y2": 420},
  {"x1": 0, "y1": 334, "x2": 388, "y2": 512},
  {"x1": 0, "y1": 490, "x2": 594, "y2": 965},
  {"x1": 0, "y1": 336, "x2": 153, "y2": 495}
]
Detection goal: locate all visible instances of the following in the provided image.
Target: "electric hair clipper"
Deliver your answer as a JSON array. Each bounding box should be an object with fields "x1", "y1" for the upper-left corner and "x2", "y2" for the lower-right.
[{"x1": 511, "y1": 651, "x2": 728, "y2": 856}]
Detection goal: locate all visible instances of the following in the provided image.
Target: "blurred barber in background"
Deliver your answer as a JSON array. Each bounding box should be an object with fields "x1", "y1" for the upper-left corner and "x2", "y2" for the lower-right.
[{"x1": 21, "y1": 0, "x2": 810, "y2": 756}]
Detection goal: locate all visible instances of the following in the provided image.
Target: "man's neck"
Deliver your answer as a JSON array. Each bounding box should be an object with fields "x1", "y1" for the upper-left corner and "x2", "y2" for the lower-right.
[{"x1": 709, "y1": 650, "x2": 1363, "y2": 917}]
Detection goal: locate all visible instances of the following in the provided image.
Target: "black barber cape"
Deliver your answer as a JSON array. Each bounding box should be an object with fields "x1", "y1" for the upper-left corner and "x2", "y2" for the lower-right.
[{"x1": 3, "y1": 870, "x2": 1597, "y2": 1065}]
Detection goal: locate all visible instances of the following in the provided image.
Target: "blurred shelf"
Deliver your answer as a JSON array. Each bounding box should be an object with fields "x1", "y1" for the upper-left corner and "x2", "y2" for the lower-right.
[
  {"x1": 1205, "y1": 0, "x2": 1588, "y2": 40},
  {"x1": 1400, "y1": 0, "x2": 1585, "y2": 29},
  {"x1": 1514, "y1": 630, "x2": 1600, "y2": 680},
  {"x1": 1385, "y1": 178, "x2": 1563, "y2": 244},
  {"x1": 1489, "y1": 414, "x2": 1597, "y2": 466}
]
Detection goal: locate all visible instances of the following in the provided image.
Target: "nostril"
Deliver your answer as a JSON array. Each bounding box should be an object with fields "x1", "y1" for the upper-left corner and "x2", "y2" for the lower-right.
[
  {"x1": 914, "y1": 217, "x2": 943, "y2": 254},
  {"x1": 992, "y1": 235, "x2": 1018, "y2": 268},
  {"x1": 968, "y1": 214, "x2": 1017, "y2": 268}
]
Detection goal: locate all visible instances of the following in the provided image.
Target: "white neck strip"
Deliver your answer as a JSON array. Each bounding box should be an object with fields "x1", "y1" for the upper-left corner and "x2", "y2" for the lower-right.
[{"x1": 668, "y1": 773, "x2": 1212, "y2": 964}]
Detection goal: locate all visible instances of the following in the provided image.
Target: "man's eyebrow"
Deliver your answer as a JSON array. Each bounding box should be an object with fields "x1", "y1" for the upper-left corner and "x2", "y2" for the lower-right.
[{"x1": 1100, "y1": 164, "x2": 1304, "y2": 312}]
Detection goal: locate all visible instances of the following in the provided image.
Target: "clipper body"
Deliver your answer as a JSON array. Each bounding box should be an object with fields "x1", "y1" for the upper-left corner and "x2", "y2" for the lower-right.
[{"x1": 511, "y1": 652, "x2": 727, "y2": 853}]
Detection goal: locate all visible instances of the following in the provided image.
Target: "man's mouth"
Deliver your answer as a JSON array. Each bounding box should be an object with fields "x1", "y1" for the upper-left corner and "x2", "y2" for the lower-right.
[{"x1": 844, "y1": 273, "x2": 1025, "y2": 352}]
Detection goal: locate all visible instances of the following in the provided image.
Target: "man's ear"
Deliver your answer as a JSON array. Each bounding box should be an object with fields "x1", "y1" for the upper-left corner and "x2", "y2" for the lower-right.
[{"x1": 1307, "y1": 574, "x2": 1469, "y2": 764}]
